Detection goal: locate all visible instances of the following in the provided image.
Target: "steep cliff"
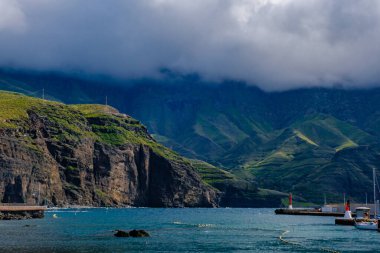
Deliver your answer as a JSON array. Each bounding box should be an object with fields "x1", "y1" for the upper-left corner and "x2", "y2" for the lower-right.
[{"x1": 0, "y1": 91, "x2": 218, "y2": 207}]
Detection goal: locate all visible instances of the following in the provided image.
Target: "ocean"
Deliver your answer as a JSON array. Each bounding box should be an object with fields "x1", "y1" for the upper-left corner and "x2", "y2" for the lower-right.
[{"x1": 0, "y1": 208, "x2": 378, "y2": 253}]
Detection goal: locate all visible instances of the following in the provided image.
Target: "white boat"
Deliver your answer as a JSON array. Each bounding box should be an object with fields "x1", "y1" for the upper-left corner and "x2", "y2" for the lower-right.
[
  {"x1": 355, "y1": 221, "x2": 378, "y2": 230},
  {"x1": 354, "y1": 168, "x2": 379, "y2": 231}
]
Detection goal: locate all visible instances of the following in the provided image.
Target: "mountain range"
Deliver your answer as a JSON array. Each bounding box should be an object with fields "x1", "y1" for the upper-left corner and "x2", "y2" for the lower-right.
[{"x1": 1, "y1": 69, "x2": 380, "y2": 204}]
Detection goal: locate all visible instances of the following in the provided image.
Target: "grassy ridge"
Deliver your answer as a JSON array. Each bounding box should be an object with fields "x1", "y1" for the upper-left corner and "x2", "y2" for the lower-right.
[
  {"x1": 190, "y1": 159, "x2": 236, "y2": 185},
  {"x1": 0, "y1": 91, "x2": 185, "y2": 163},
  {"x1": 0, "y1": 91, "x2": 44, "y2": 128}
]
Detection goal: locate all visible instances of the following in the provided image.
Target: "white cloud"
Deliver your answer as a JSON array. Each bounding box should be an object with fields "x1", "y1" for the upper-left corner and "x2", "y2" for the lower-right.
[
  {"x1": 0, "y1": 0, "x2": 26, "y2": 32},
  {"x1": 0, "y1": 0, "x2": 380, "y2": 90}
]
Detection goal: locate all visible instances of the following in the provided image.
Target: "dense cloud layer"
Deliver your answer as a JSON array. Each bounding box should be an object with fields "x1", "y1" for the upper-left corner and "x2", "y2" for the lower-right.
[{"x1": 1, "y1": 0, "x2": 380, "y2": 90}]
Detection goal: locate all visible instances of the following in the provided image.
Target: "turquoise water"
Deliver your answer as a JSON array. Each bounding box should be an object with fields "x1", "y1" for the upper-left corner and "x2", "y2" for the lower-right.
[{"x1": 0, "y1": 208, "x2": 379, "y2": 253}]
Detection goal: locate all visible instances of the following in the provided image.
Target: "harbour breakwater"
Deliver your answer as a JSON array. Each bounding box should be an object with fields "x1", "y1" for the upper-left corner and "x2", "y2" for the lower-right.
[
  {"x1": 0, "y1": 205, "x2": 46, "y2": 220},
  {"x1": 275, "y1": 208, "x2": 345, "y2": 217}
]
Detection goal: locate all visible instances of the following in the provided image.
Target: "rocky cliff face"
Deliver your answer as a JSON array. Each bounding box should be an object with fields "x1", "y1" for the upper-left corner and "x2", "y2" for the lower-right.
[{"x1": 0, "y1": 92, "x2": 218, "y2": 207}]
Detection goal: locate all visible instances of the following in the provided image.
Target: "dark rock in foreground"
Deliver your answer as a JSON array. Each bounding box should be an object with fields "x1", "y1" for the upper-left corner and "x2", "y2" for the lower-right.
[{"x1": 114, "y1": 229, "x2": 150, "y2": 238}]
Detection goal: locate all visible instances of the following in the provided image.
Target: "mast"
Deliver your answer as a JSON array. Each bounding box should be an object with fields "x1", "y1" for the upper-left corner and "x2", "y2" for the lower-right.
[{"x1": 373, "y1": 168, "x2": 377, "y2": 217}]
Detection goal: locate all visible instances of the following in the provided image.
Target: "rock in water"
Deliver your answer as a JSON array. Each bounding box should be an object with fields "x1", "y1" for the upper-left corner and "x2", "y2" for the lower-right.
[
  {"x1": 114, "y1": 229, "x2": 150, "y2": 238},
  {"x1": 128, "y1": 229, "x2": 150, "y2": 237},
  {"x1": 114, "y1": 230, "x2": 130, "y2": 237}
]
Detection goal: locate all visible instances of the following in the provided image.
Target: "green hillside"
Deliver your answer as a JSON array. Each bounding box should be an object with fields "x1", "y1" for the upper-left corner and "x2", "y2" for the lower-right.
[
  {"x1": 237, "y1": 115, "x2": 379, "y2": 202},
  {"x1": 191, "y1": 159, "x2": 288, "y2": 207},
  {"x1": 0, "y1": 91, "x2": 184, "y2": 164}
]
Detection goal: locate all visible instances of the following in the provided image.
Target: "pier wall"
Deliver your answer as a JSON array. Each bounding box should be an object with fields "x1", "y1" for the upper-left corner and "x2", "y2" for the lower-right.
[{"x1": 0, "y1": 205, "x2": 46, "y2": 220}]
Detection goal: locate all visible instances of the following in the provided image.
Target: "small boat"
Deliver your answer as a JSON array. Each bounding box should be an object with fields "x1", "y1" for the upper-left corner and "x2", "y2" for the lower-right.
[
  {"x1": 355, "y1": 168, "x2": 380, "y2": 230},
  {"x1": 355, "y1": 220, "x2": 378, "y2": 230}
]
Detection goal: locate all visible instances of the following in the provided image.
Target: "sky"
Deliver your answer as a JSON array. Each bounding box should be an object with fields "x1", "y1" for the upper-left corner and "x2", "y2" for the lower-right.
[{"x1": 0, "y1": 0, "x2": 380, "y2": 91}]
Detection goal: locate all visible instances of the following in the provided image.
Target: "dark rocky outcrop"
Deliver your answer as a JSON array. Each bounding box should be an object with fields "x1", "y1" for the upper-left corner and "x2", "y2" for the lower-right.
[
  {"x1": 114, "y1": 229, "x2": 150, "y2": 237},
  {"x1": 0, "y1": 93, "x2": 219, "y2": 207}
]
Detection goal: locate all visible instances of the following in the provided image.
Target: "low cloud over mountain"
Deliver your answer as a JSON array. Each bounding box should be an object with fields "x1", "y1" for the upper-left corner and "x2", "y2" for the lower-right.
[{"x1": 1, "y1": 0, "x2": 380, "y2": 90}]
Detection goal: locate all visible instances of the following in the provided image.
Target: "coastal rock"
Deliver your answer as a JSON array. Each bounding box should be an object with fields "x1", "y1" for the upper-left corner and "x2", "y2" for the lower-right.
[
  {"x1": 114, "y1": 229, "x2": 150, "y2": 238},
  {"x1": 128, "y1": 229, "x2": 150, "y2": 237},
  {"x1": 114, "y1": 230, "x2": 130, "y2": 237}
]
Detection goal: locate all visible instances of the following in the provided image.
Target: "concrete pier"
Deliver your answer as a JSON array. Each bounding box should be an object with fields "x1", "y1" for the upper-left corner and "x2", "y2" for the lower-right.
[
  {"x1": 0, "y1": 204, "x2": 47, "y2": 220},
  {"x1": 275, "y1": 208, "x2": 345, "y2": 217}
]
